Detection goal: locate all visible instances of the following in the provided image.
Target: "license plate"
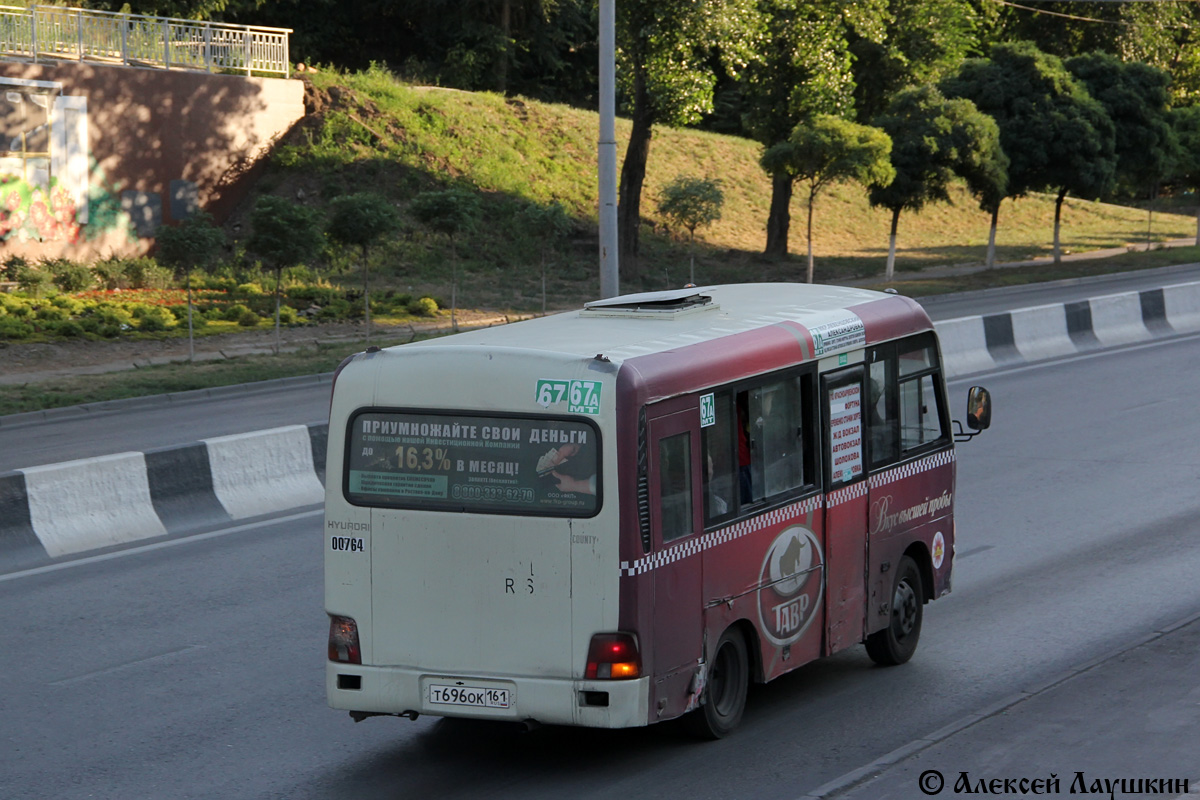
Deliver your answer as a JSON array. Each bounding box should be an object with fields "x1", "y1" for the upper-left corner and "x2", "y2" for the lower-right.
[{"x1": 428, "y1": 683, "x2": 511, "y2": 709}]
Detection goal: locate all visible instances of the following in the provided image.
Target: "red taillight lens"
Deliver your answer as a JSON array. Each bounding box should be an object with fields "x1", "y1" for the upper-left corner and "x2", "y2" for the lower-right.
[
  {"x1": 585, "y1": 632, "x2": 641, "y2": 680},
  {"x1": 328, "y1": 615, "x2": 361, "y2": 664}
]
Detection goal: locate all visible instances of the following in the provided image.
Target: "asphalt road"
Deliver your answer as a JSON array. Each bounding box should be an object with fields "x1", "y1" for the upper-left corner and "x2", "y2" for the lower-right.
[
  {"x1": 3, "y1": 330, "x2": 1199, "y2": 799},
  {"x1": 3, "y1": 262, "x2": 1199, "y2": 472}
]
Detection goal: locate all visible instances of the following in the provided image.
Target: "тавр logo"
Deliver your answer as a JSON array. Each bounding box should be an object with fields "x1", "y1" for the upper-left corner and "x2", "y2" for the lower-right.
[{"x1": 757, "y1": 526, "x2": 824, "y2": 646}]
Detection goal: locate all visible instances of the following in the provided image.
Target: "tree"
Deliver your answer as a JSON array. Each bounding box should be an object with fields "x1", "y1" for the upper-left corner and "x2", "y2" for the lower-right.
[
  {"x1": 1114, "y1": 3, "x2": 1200, "y2": 104},
  {"x1": 1169, "y1": 105, "x2": 1200, "y2": 245},
  {"x1": 868, "y1": 86, "x2": 1007, "y2": 281},
  {"x1": 327, "y1": 193, "x2": 400, "y2": 345},
  {"x1": 739, "y1": 0, "x2": 879, "y2": 258},
  {"x1": 760, "y1": 115, "x2": 894, "y2": 283},
  {"x1": 410, "y1": 188, "x2": 481, "y2": 331},
  {"x1": 1066, "y1": 52, "x2": 1177, "y2": 243},
  {"x1": 615, "y1": 0, "x2": 758, "y2": 279},
  {"x1": 941, "y1": 42, "x2": 1116, "y2": 266},
  {"x1": 155, "y1": 211, "x2": 225, "y2": 362},
  {"x1": 850, "y1": 0, "x2": 980, "y2": 121},
  {"x1": 657, "y1": 176, "x2": 724, "y2": 284},
  {"x1": 246, "y1": 196, "x2": 323, "y2": 354}
]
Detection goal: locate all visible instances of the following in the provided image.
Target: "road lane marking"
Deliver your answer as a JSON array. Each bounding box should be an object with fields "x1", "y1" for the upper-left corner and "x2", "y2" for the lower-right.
[
  {"x1": 50, "y1": 644, "x2": 206, "y2": 686},
  {"x1": 0, "y1": 508, "x2": 322, "y2": 584},
  {"x1": 794, "y1": 607, "x2": 1200, "y2": 799}
]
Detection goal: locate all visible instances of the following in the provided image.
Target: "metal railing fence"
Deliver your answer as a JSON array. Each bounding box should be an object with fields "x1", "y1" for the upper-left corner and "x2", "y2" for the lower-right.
[{"x1": 0, "y1": 4, "x2": 290, "y2": 77}]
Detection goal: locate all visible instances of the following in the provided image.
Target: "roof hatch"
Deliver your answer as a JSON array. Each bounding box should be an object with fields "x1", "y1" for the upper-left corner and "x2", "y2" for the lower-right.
[{"x1": 581, "y1": 287, "x2": 718, "y2": 319}]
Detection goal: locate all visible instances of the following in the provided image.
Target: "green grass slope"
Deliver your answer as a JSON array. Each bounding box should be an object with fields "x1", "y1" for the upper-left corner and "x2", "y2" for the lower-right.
[{"x1": 246, "y1": 64, "x2": 1195, "y2": 309}]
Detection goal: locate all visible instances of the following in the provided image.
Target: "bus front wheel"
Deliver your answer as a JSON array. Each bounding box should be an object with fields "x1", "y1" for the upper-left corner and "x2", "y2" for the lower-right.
[
  {"x1": 866, "y1": 555, "x2": 924, "y2": 666},
  {"x1": 687, "y1": 627, "x2": 749, "y2": 739}
]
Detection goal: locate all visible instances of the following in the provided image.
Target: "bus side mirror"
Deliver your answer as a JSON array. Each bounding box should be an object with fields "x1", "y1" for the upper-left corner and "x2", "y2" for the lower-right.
[{"x1": 966, "y1": 386, "x2": 991, "y2": 431}]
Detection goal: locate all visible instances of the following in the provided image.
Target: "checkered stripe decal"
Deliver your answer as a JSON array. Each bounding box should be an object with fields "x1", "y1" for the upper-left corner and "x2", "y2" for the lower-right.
[
  {"x1": 827, "y1": 480, "x2": 868, "y2": 508},
  {"x1": 620, "y1": 494, "x2": 823, "y2": 577},
  {"x1": 868, "y1": 449, "x2": 955, "y2": 490}
]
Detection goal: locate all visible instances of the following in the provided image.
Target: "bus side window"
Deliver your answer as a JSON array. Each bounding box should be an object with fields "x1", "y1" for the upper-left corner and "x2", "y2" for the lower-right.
[
  {"x1": 702, "y1": 393, "x2": 735, "y2": 524},
  {"x1": 898, "y1": 337, "x2": 948, "y2": 451},
  {"x1": 868, "y1": 348, "x2": 899, "y2": 466},
  {"x1": 759, "y1": 377, "x2": 806, "y2": 496},
  {"x1": 659, "y1": 432, "x2": 694, "y2": 543}
]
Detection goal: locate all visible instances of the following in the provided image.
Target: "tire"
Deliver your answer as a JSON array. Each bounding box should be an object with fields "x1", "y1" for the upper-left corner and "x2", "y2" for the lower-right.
[
  {"x1": 686, "y1": 627, "x2": 749, "y2": 739},
  {"x1": 865, "y1": 554, "x2": 924, "y2": 666}
]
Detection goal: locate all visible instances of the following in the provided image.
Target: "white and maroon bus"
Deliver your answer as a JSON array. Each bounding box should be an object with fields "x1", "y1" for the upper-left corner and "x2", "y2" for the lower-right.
[{"x1": 325, "y1": 283, "x2": 991, "y2": 737}]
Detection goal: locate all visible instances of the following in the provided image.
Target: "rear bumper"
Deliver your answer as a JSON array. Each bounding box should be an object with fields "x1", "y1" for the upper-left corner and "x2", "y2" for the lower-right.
[{"x1": 327, "y1": 662, "x2": 651, "y2": 728}]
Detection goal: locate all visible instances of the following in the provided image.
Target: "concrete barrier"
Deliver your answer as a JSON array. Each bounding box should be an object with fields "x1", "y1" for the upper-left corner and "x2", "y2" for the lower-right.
[
  {"x1": 1010, "y1": 304, "x2": 1076, "y2": 363},
  {"x1": 1164, "y1": 282, "x2": 1200, "y2": 334},
  {"x1": 204, "y1": 425, "x2": 324, "y2": 519},
  {"x1": 21, "y1": 452, "x2": 167, "y2": 558},
  {"x1": 935, "y1": 316, "x2": 996, "y2": 378},
  {"x1": 1088, "y1": 291, "x2": 1152, "y2": 348},
  {"x1": 5, "y1": 279, "x2": 1200, "y2": 570},
  {"x1": 938, "y1": 279, "x2": 1200, "y2": 379},
  {"x1": 0, "y1": 422, "x2": 327, "y2": 571}
]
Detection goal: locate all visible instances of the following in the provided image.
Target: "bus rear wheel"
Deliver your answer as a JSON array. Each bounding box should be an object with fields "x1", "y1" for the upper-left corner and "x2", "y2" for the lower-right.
[
  {"x1": 686, "y1": 627, "x2": 749, "y2": 739},
  {"x1": 866, "y1": 555, "x2": 924, "y2": 666}
]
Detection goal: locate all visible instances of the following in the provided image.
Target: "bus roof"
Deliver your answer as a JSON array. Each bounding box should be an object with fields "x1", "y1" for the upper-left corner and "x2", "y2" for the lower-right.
[{"x1": 400, "y1": 283, "x2": 932, "y2": 364}]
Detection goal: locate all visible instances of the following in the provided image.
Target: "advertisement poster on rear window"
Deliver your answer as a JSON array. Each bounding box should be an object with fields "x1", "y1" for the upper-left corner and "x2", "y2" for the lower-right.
[{"x1": 345, "y1": 411, "x2": 600, "y2": 517}]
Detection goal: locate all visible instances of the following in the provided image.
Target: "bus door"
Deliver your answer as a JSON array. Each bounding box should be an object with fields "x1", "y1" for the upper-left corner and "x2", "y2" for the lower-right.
[
  {"x1": 822, "y1": 366, "x2": 869, "y2": 655},
  {"x1": 646, "y1": 398, "x2": 704, "y2": 719}
]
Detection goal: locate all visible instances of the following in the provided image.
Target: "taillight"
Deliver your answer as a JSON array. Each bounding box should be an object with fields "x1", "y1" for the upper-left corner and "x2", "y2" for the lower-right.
[
  {"x1": 585, "y1": 632, "x2": 641, "y2": 679},
  {"x1": 328, "y1": 615, "x2": 361, "y2": 664}
]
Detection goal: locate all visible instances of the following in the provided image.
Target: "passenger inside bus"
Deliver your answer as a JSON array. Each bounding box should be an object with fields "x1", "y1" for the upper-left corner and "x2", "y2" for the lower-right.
[{"x1": 736, "y1": 392, "x2": 754, "y2": 503}]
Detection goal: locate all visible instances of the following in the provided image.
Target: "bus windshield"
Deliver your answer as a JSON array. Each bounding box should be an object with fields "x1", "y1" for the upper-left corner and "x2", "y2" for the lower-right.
[{"x1": 344, "y1": 410, "x2": 601, "y2": 517}]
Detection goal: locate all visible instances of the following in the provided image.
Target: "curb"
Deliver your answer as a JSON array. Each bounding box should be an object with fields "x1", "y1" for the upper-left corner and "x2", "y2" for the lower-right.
[{"x1": 0, "y1": 422, "x2": 328, "y2": 571}]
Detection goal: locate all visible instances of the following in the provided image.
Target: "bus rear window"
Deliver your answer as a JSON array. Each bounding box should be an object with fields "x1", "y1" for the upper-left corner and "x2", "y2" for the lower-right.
[{"x1": 344, "y1": 410, "x2": 600, "y2": 517}]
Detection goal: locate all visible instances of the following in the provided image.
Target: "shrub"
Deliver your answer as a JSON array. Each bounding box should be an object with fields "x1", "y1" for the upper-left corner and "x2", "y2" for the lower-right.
[
  {"x1": 2, "y1": 255, "x2": 29, "y2": 282},
  {"x1": 44, "y1": 258, "x2": 94, "y2": 292},
  {"x1": 317, "y1": 298, "x2": 352, "y2": 319},
  {"x1": 0, "y1": 316, "x2": 33, "y2": 339},
  {"x1": 137, "y1": 306, "x2": 177, "y2": 332},
  {"x1": 223, "y1": 303, "x2": 252, "y2": 321},
  {"x1": 35, "y1": 305, "x2": 69, "y2": 322},
  {"x1": 277, "y1": 305, "x2": 299, "y2": 325},
  {"x1": 0, "y1": 293, "x2": 27, "y2": 313},
  {"x1": 51, "y1": 320, "x2": 85, "y2": 338},
  {"x1": 407, "y1": 296, "x2": 439, "y2": 317},
  {"x1": 204, "y1": 276, "x2": 237, "y2": 291},
  {"x1": 237, "y1": 309, "x2": 261, "y2": 327},
  {"x1": 286, "y1": 285, "x2": 344, "y2": 305},
  {"x1": 171, "y1": 304, "x2": 207, "y2": 328},
  {"x1": 97, "y1": 323, "x2": 122, "y2": 338},
  {"x1": 90, "y1": 304, "x2": 133, "y2": 328},
  {"x1": 124, "y1": 258, "x2": 173, "y2": 289},
  {"x1": 235, "y1": 282, "x2": 265, "y2": 296},
  {"x1": 92, "y1": 258, "x2": 129, "y2": 290},
  {"x1": 16, "y1": 266, "x2": 54, "y2": 297},
  {"x1": 50, "y1": 295, "x2": 85, "y2": 314}
]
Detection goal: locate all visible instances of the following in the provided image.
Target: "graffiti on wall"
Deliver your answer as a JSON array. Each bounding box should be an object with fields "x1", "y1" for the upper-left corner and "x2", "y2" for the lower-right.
[{"x1": 0, "y1": 76, "x2": 133, "y2": 244}]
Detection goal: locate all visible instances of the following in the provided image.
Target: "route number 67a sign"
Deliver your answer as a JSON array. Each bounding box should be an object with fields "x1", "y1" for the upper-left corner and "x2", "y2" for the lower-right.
[{"x1": 535, "y1": 379, "x2": 603, "y2": 415}]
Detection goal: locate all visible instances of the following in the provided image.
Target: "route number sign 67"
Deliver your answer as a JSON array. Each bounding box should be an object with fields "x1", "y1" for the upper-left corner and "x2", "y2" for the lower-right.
[{"x1": 536, "y1": 379, "x2": 603, "y2": 415}]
